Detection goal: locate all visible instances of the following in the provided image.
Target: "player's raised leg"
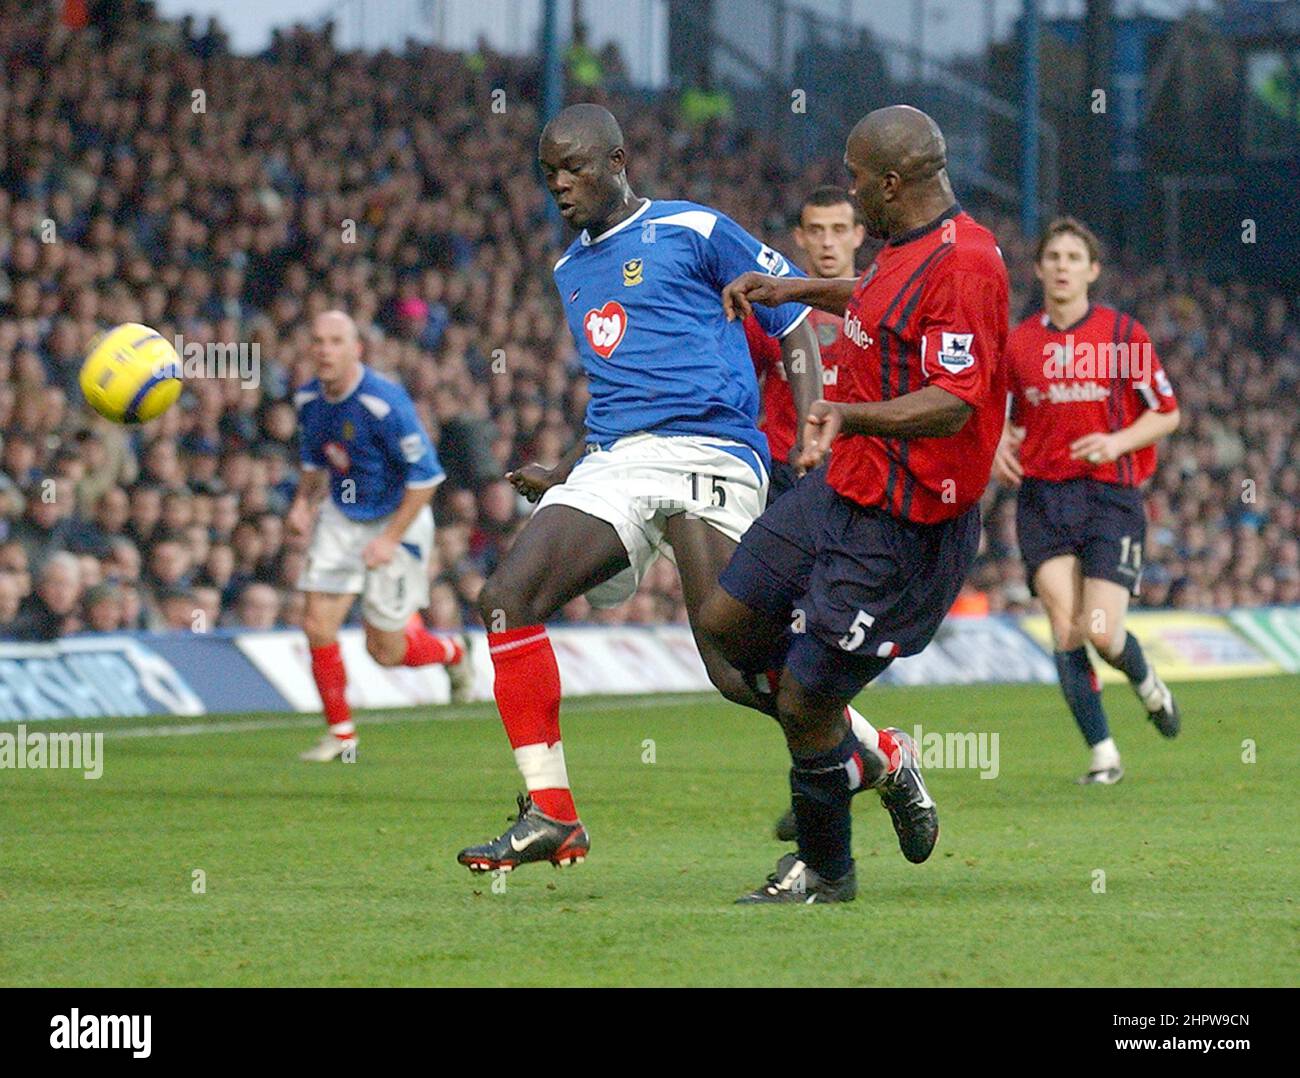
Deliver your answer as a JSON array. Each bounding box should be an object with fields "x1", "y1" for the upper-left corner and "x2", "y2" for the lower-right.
[
  {"x1": 1083, "y1": 577, "x2": 1179, "y2": 737},
  {"x1": 457, "y1": 503, "x2": 630, "y2": 873},
  {"x1": 299, "y1": 589, "x2": 360, "y2": 761},
  {"x1": 1035, "y1": 555, "x2": 1123, "y2": 784}
]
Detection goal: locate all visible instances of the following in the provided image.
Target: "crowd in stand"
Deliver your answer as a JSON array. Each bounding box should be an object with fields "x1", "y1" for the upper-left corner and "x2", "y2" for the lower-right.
[{"x1": 0, "y1": 3, "x2": 1295, "y2": 640}]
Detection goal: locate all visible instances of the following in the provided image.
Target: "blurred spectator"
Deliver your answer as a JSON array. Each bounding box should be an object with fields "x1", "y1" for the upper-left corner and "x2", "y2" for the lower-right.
[
  {"x1": 157, "y1": 586, "x2": 198, "y2": 631},
  {"x1": 0, "y1": 571, "x2": 22, "y2": 625},
  {"x1": 83, "y1": 581, "x2": 125, "y2": 633},
  {"x1": 230, "y1": 582, "x2": 281, "y2": 629},
  {"x1": 5, "y1": 551, "x2": 83, "y2": 639}
]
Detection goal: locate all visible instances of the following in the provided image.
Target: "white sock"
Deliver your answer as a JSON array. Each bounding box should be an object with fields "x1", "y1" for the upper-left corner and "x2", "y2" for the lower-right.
[
  {"x1": 1137, "y1": 670, "x2": 1161, "y2": 709},
  {"x1": 1090, "y1": 737, "x2": 1120, "y2": 771},
  {"x1": 846, "y1": 705, "x2": 888, "y2": 771},
  {"x1": 513, "y1": 741, "x2": 570, "y2": 791}
]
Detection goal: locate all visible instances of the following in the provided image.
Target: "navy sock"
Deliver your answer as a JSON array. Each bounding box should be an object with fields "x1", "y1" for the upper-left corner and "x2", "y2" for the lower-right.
[
  {"x1": 1102, "y1": 632, "x2": 1149, "y2": 686},
  {"x1": 1054, "y1": 648, "x2": 1110, "y2": 746},
  {"x1": 790, "y1": 727, "x2": 859, "y2": 882}
]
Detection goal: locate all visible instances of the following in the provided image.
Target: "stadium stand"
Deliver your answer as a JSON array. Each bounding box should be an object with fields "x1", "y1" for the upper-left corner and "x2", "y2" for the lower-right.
[{"x1": 0, "y1": 2, "x2": 1296, "y2": 640}]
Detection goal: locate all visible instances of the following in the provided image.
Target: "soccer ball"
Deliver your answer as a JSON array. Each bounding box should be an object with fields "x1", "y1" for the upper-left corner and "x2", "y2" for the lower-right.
[{"x1": 79, "y1": 323, "x2": 182, "y2": 424}]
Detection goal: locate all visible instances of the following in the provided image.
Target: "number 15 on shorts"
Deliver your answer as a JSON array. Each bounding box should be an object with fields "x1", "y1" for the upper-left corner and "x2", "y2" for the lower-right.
[{"x1": 689, "y1": 473, "x2": 727, "y2": 507}]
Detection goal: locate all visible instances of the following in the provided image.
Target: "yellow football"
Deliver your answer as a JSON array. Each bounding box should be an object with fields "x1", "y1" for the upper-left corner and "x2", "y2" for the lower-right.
[{"x1": 79, "y1": 323, "x2": 182, "y2": 424}]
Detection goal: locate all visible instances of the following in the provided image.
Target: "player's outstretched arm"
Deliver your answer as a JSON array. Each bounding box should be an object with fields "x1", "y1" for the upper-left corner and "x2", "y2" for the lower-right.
[
  {"x1": 722, "y1": 272, "x2": 857, "y2": 320},
  {"x1": 780, "y1": 318, "x2": 824, "y2": 469},
  {"x1": 798, "y1": 386, "x2": 973, "y2": 469},
  {"x1": 840, "y1": 386, "x2": 972, "y2": 439},
  {"x1": 507, "y1": 437, "x2": 589, "y2": 503}
]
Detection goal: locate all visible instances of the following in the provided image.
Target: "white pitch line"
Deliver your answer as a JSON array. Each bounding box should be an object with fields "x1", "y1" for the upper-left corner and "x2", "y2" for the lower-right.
[{"x1": 96, "y1": 693, "x2": 717, "y2": 740}]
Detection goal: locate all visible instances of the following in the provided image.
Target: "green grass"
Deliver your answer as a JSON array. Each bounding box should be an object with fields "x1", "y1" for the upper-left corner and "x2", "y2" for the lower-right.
[{"x1": 1, "y1": 678, "x2": 1297, "y2": 986}]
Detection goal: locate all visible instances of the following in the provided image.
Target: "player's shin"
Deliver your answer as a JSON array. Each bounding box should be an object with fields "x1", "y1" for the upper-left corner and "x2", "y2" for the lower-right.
[
  {"x1": 1102, "y1": 630, "x2": 1152, "y2": 693},
  {"x1": 1101, "y1": 630, "x2": 1179, "y2": 736},
  {"x1": 788, "y1": 727, "x2": 864, "y2": 883},
  {"x1": 487, "y1": 625, "x2": 578, "y2": 823},
  {"x1": 310, "y1": 642, "x2": 353, "y2": 738},
  {"x1": 1054, "y1": 648, "x2": 1109, "y2": 744}
]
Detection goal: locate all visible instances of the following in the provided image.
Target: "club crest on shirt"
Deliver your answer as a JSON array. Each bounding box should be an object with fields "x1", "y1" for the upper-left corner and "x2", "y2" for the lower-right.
[
  {"x1": 622, "y1": 258, "x2": 644, "y2": 287},
  {"x1": 937, "y1": 331, "x2": 975, "y2": 374},
  {"x1": 583, "y1": 300, "x2": 628, "y2": 358},
  {"x1": 323, "y1": 441, "x2": 351, "y2": 473},
  {"x1": 342, "y1": 420, "x2": 355, "y2": 440}
]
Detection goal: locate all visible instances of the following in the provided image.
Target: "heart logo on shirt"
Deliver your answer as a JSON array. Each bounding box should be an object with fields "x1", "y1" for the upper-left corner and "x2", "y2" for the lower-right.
[{"x1": 583, "y1": 301, "x2": 627, "y2": 358}]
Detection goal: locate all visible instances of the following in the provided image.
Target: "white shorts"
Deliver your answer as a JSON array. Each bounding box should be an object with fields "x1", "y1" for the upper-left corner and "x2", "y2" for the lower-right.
[
  {"x1": 538, "y1": 433, "x2": 768, "y2": 608},
  {"x1": 297, "y1": 499, "x2": 434, "y2": 631}
]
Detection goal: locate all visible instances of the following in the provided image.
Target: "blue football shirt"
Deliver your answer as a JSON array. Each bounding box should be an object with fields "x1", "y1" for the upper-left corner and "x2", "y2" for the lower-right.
[
  {"x1": 294, "y1": 366, "x2": 444, "y2": 521},
  {"x1": 553, "y1": 198, "x2": 810, "y2": 474}
]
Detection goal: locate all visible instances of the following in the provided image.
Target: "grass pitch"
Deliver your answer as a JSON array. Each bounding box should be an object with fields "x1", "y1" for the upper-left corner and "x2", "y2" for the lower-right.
[{"x1": 2, "y1": 677, "x2": 1296, "y2": 987}]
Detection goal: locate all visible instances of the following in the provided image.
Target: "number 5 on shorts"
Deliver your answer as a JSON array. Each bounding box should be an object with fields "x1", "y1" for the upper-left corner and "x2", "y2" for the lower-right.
[{"x1": 838, "y1": 609, "x2": 875, "y2": 652}]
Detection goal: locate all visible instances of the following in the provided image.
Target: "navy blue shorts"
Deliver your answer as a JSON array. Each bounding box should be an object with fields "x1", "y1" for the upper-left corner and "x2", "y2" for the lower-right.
[
  {"x1": 1016, "y1": 477, "x2": 1146, "y2": 596},
  {"x1": 720, "y1": 466, "x2": 981, "y2": 698},
  {"x1": 766, "y1": 459, "x2": 800, "y2": 505}
]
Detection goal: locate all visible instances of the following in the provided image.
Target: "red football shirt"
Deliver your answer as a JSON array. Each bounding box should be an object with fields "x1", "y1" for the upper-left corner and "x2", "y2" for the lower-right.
[
  {"x1": 744, "y1": 309, "x2": 847, "y2": 465},
  {"x1": 827, "y1": 209, "x2": 1010, "y2": 523},
  {"x1": 1005, "y1": 305, "x2": 1178, "y2": 486}
]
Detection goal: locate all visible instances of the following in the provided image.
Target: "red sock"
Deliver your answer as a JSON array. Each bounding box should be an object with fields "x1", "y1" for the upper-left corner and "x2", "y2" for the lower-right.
[
  {"x1": 401, "y1": 618, "x2": 463, "y2": 667},
  {"x1": 488, "y1": 625, "x2": 577, "y2": 822},
  {"x1": 310, "y1": 643, "x2": 353, "y2": 739},
  {"x1": 876, "y1": 727, "x2": 900, "y2": 773}
]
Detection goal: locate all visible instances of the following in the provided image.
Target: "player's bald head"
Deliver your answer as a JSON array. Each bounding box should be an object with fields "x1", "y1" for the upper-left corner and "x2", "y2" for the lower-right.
[
  {"x1": 313, "y1": 309, "x2": 359, "y2": 343},
  {"x1": 310, "y1": 308, "x2": 362, "y2": 390},
  {"x1": 847, "y1": 106, "x2": 947, "y2": 184},
  {"x1": 540, "y1": 103, "x2": 624, "y2": 158},
  {"x1": 842, "y1": 105, "x2": 954, "y2": 240},
  {"x1": 538, "y1": 104, "x2": 634, "y2": 231}
]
